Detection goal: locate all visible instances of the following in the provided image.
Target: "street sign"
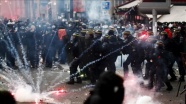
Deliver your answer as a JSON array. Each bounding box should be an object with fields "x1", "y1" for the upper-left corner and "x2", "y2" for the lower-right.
[{"x1": 101, "y1": 1, "x2": 110, "y2": 10}]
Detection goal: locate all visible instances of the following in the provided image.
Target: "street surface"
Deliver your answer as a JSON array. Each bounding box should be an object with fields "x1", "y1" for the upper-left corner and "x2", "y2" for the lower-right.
[{"x1": 0, "y1": 64, "x2": 185, "y2": 104}]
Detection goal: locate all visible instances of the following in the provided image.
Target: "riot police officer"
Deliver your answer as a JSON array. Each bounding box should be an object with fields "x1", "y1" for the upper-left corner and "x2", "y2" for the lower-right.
[
  {"x1": 66, "y1": 33, "x2": 82, "y2": 84},
  {"x1": 148, "y1": 41, "x2": 173, "y2": 91},
  {"x1": 122, "y1": 31, "x2": 138, "y2": 78}
]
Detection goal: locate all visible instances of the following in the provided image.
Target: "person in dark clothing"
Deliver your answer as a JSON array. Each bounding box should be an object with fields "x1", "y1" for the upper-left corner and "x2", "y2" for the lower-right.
[
  {"x1": 122, "y1": 31, "x2": 139, "y2": 78},
  {"x1": 4, "y1": 24, "x2": 18, "y2": 68},
  {"x1": 89, "y1": 30, "x2": 104, "y2": 82},
  {"x1": 79, "y1": 30, "x2": 97, "y2": 83},
  {"x1": 42, "y1": 27, "x2": 58, "y2": 68},
  {"x1": 148, "y1": 41, "x2": 173, "y2": 91},
  {"x1": 100, "y1": 35, "x2": 114, "y2": 71},
  {"x1": 169, "y1": 29, "x2": 185, "y2": 82},
  {"x1": 100, "y1": 34, "x2": 121, "y2": 73},
  {"x1": 159, "y1": 31, "x2": 176, "y2": 81},
  {"x1": 57, "y1": 28, "x2": 67, "y2": 64},
  {"x1": 25, "y1": 25, "x2": 40, "y2": 68},
  {"x1": 159, "y1": 31, "x2": 173, "y2": 52},
  {"x1": 84, "y1": 71, "x2": 124, "y2": 104},
  {"x1": 0, "y1": 90, "x2": 17, "y2": 104},
  {"x1": 66, "y1": 33, "x2": 82, "y2": 84},
  {"x1": 131, "y1": 31, "x2": 149, "y2": 78},
  {"x1": 143, "y1": 32, "x2": 157, "y2": 79},
  {"x1": 0, "y1": 33, "x2": 6, "y2": 69},
  {"x1": 67, "y1": 30, "x2": 102, "y2": 84},
  {"x1": 98, "y1": 29, "x2": 123, "y2": 74}
]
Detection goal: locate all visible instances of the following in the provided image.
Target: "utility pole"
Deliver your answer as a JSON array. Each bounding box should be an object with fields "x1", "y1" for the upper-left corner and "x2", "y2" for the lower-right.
[
  {"x1": 70, "y1": 0, "x2": 73, "y2": 18},
  {"x1": 138, "y1": 0, "x2": 170, "y2": 35},
  {"x1": 152, "y1": 9, "x2": 157, "y2": 36}
]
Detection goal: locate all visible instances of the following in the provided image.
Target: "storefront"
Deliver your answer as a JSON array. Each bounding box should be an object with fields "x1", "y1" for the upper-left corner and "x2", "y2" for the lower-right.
[
  {"x1": 158, "y1": 6, "x2": 186, "y2": 22},
  {"x1": 115, "y1": 0, "x2": 148, "y2": 24}
]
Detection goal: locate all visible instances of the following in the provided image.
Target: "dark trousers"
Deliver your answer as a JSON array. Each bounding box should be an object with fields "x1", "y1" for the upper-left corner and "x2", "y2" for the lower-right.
[
  {"x1": 69, "y1": 58, "x2": 81, "y2": 80},
  {"x1": 27, "y1": 48, "x2": 39, "y2": 68},
  {"x1": 144, "y1": 61, "x2": 153, "y2": 79},
  {"x1": 169, "y1": 55, "x2": 185, "y2": 78},
  {"x1": 149, "y1": 63, "x2": 170, "y2": 90},
  {"x1": 6, "y1": 50, "x2": 15, "y2": 68},
  {"x1": 123, "y1": 54, "x2": 143, "y2": 77},
  {"x1": 131, "y1": 59, "x2": 143, "y2": 77},
  {"x1": 100, "y1": 56, "x2": 117, "y2": 72},
  {"x1": 42, "y1": 48, "x2": 55, "y2": 67},
  {"x1": 123, "y1": 54, "x2": 135, "y2": 76},
  {"x1": 0, "y1": 49, "x2": 6, "y2": 69},
  {"x1": 58, "y1": 42, "x2": 66, "y2": 64}
]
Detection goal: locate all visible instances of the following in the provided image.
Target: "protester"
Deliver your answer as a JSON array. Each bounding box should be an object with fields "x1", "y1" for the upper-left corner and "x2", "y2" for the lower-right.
[{"x1": 0, "y1": 90, "x2": 16, "y2": 104}]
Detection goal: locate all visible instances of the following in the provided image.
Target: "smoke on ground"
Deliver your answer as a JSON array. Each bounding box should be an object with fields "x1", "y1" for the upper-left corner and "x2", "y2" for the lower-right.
[{"x1": 124, "y1": 74, "x2": 161, "y2": 104}]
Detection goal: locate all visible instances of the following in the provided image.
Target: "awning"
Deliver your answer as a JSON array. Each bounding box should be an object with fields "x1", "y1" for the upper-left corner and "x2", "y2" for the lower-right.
[
  {"x1": 119, "y1": 0, "x2": 141, "y2": 9},
  {"x1": 158, "y1": 6, "x2": 186, "y2": 22},
  {"x1": 146, "y1": 14, "x2": 162, "y2": 18}
]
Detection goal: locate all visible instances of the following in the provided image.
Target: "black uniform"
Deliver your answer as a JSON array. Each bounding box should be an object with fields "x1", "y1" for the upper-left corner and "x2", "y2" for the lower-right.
[
  {"x1": 100, "y1": 35, "x2": 121, "y2": 73},
  {"x1": 4, "y1": 30, "x2": 18, "y2": 68},
  {"x1": 66, "y1": 34, "x2": 82, "y2": 84},
  {"x1": 42, "y1": 30, "x2": 58, "y2": 68},
  {"x1": 122, "y1": 34, "x2": 138, "y2": 78},
  {"x1": 170, "y1": 31, "x2": 185, "y2": 81},
  {"x1": 26, "y1": 30, "x2": 40, "y2": 68},
  {"x1": 0, "y1": 35, "x2": 6, "y2": 69},
  {"x1": 148, "y1": 43, "x2": 173, "y2": 91},
  {"x1": 144, "y1": 36, "x2": 157, "y2": 79}
]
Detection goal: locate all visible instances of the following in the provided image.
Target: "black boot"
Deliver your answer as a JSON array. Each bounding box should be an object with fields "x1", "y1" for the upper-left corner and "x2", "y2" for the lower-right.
[
  {"x1": 66, "y1": 78, "x2": 75, "y2": 85},
  {"x1": 76, "y1": 77, "x2": 82, "y2": 84},
  {"x1": 165, "y1": 82, "x2": 173, "y2": 91},
  {"x1": 179, "y1": 75, "x2": 185, "y2": 82},
  {"x1": 147, "y1": 76, "x2": 154, "y2": 90},
  {"x1": 146, "y1": 81, "x2": 153, "y2": 90},
  {"x1": 169, "y1": 76, "x2": 177, "y2": 81}
]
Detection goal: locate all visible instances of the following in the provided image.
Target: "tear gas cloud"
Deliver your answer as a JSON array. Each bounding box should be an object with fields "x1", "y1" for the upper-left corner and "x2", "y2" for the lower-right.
[
  {"x1": 124, "y1": 75, "x2": 161, "y2": 104},
  {"x1": 86, "y1": 0, "x2": 111, "y2": 22}
]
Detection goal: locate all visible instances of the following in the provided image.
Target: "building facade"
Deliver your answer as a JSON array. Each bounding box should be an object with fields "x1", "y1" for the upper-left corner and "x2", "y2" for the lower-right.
[
  {"x1": 0, "y1": 0, "x2": 25, "y2": 20},
  {"x1": 0, "y1": 0, "x2": 120, "y2": 20}
]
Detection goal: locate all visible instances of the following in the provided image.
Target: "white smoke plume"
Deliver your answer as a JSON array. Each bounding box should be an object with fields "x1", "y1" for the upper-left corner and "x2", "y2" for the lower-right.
[
  {"x1": 87, "y1": 1, "x2": 100, "y2": 21},
  {"x1": 14, "y1": 85, "x2": 40, "y2": 102},
  {"x1": 123, "y1": 74, "x2": 162, "y2": 104},
  {"x1": 86, "y1": 0, "x2": 111, "y2": 22}
]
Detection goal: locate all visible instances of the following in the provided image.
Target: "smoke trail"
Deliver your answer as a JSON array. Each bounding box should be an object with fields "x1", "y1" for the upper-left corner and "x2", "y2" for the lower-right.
[
  {"x1": 5, "y1": 35, "x2": 36, "y2": 89},
  {"x1": 35, "y1": 66, "x2": 44, "y2": 93},
  {"x1": 46, "y1": 39, "x2": 100, "y2": 90},
  {"x1": 57, "y1": 41, "x2": 69, "y2": 62},
  {"x1": 33, "y1": 30, "x2": 45, "y2": 93},
  {"x1": 1, "y1": 23, "x2": 36, "y2": 91},
  {"x1": 0, "y1": 61, "x2": 29, "y2": 91},
  {"x1": 78, "y1": 39, "x2": 99, "y2": 58},
  {"x1": 16, "y1": 32, "x2": 36, "y2": 88},
  {"x1": 16, "y1": 32, "x2": 29, "y2": 70},
  {"x1": 46, "y1": 37, "x2": 138, "y2": 91},
  {"x1": 43, "y1": 31, "x2": 57, "y2": 64}
]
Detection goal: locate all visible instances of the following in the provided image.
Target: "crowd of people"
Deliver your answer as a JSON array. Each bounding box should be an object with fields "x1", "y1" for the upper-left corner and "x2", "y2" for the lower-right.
[{"x1": 0, "y1": 17, "x2": 186, "y2": 92}]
